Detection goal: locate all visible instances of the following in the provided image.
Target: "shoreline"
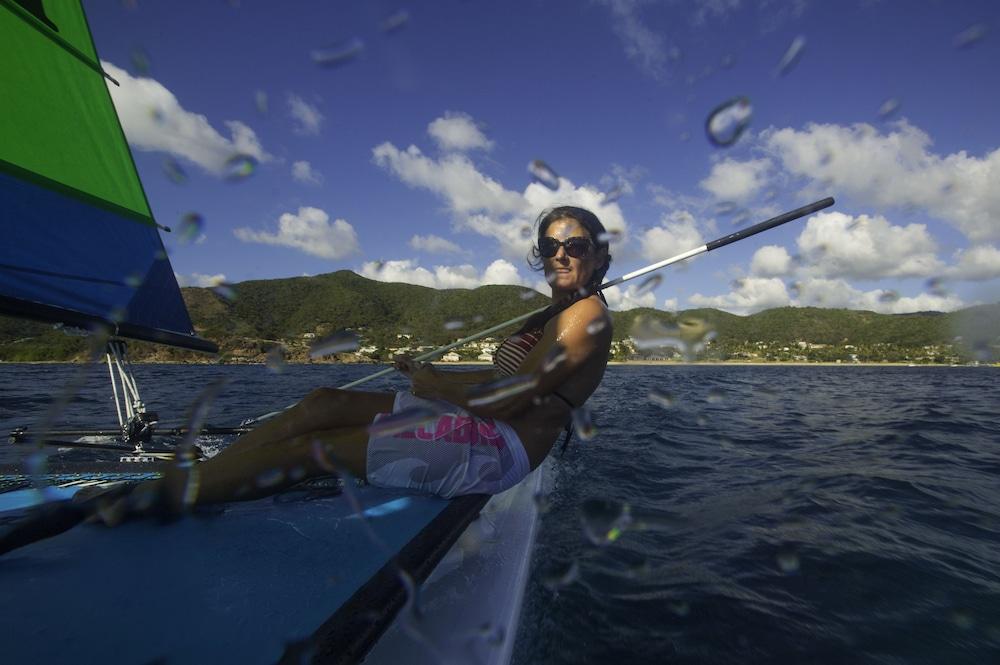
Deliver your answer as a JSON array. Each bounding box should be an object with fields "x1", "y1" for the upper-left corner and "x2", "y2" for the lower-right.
[{"x1": 1, "y1": 360, "x2": 995, "y2": 368}]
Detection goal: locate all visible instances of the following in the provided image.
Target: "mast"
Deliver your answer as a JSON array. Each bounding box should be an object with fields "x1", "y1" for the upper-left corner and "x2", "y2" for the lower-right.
[{"x1": 1, "y1": 0, "x2": 218, "y2": 448}]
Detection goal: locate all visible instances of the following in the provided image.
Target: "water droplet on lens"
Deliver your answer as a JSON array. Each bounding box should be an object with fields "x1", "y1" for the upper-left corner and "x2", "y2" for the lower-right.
[
  {"x1": 520, "y1": 225, "x2": 533, "y2": 239},
  {"x1": 776, "y1": 546, "x2": 800, "y2": 573},
  {"x1": 130, "y1": 46, "x2": 151, "y2": 75},
  {"x1": 926, "y1": 277, "x2": 948, "y2": 297},
  {"x1": 528, "y1": 159, "x2": 560, "y2": 190},
  {"x1": 266, "y1": 346, "x2": 286, "y2": 373},
  {"x1": 954, "y1": 23, "x2": 988, "y2": 49},
  {"x1": 520, "y1": 289, "x2": 537, "y2": 300},
  {"x1": 571, "y1": 407, "x2": 597, "y2": 440},
  {"x1": 309, "y1": 330, "x2": 360, "y2": 358},
  {"x1": 223, "y1": 154, "x2": 257, "y2": 182},
  {"x1": 256, "y1": 468, "x2": 285, "y2": 488},
  {"x1": 696, "y1": 414, "x2": 707, "y2": 427},
  {"x1": 635, "y1": 274, "x2": 663, "y2": 297},
  {"x1": 542, "y1": 346, "x2": 567, "y2": 373},
  {"x1": 367, "y1": 406, "x2": 440, "y2": 437},
  {"x1": 108, "y1": 307, "x2": 127, "y2": 323},
  {"x1": 212, "y1": 283, "x2": 236, "y2": 303},
  {"x1": 177, "y1": 212, "x2": 204, "y2": 244},
  {"x1": 775, "y1": 35, "x2": 806, "y2": 76},
  {"x1": 705, "y1": 97, "x2": 752, "y2": 147},
  {"x1": 720, "y1": 53, "x2": 735, "y2": 69},
  {"x1": 668, "y1": 600, "x2": 690, "y2": 617},
  {"x1": 468, "y1": 375, "x2": 539, "y2": 407},
  {"x1": 597, "y1": 229, "x2": 622, "y2": 244},
  {"x1": 648, "y1": 389, "x2": 675, "y2": 409},
  {"x1": 311, "y1": 37, "x2": 365, "y2": 67},
  {"x1": 533, "y1": 490, "x2": 551, "y2": 514},
  {"x1": 706, "y1": 387, "x2": 726, "y2": 404},
  {"x1": 380, "y1": 10, "x2": 410, "y2": 33},
  {"x1": 163, "y1": 158, "x2": 187, "y2": 184},
  {"x1": 254, "y1": 89, "x2": 268, "y2": 114},
  {"x1": 624, "y1": 558, "x2": 652, "y2": 579},
  {"x1": 580, "y1": 497, "x2": 631, "y2": 545},
  {"x1": 878, "y1": 290, "x2": 900, "y2": 303},
  {"x1": 444, "y1": 319, "x2": 464, "y2": 331},
  {"x1": 950, "y1": 608, "x2": 975, "y2": 629},
  {"x1": 878, "y1": 98, "x2": 900, "y2": 119},
  {"x1": 586, "y1": 319, "x2": 607, "y2": 335},
  {"x1": 124, "y1": 272, "x2": 144, "y2": 288},
  {"x1": 541, "y1": 559, "x2": 579, "y2": 591},
  {"x1": 601, "y1": 185, "x2": 624, "y2": 204}
]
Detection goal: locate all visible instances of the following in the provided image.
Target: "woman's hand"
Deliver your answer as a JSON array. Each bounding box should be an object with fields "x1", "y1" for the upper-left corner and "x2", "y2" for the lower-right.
[
  {"x1": 393, "y1": 354, "x2": 428, "y2": 377},
  {"x1": 409, "y1": 364, "x2": 442, "y2": 400}
]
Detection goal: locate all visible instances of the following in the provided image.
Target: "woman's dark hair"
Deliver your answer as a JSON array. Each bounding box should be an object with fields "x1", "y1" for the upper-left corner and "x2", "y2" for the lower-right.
[{"x1": 517, "y1": 205, "x2": 613, "y2": 334}]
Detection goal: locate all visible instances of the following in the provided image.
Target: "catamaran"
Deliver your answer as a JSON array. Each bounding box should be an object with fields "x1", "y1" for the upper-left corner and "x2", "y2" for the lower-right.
[
  {"x1": 1, "y1": 2, "x2": 835, "y2": 662},
  {"x1": 0, "y1": 1, "x2": 544, "y2": 662}
]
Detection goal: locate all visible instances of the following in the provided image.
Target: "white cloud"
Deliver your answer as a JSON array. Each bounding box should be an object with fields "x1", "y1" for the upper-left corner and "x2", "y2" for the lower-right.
[
  {"x1": 410, "y1": 234, "x2": 464, "y2": 254},
  {"x1": 175, "y1": 272, "x2": 226, "y2": 288},
  {"x1": 689, "y1": 277, "x2": 791, "y2": 315},
  {"x1": 700, "y1": 158, "x2": 772, "y2": 202},
  {"x1": 796, "y1": 211, "x2": 943, "y2": 280},
  {"x1": 427, "y1": 112, "x2": 494, "y2": 152},
  {"x1": 599, "y1": 0, "x2": 672, "y2": 81},
  {"x1": 358, "y1": 258, "x2": 526, "y2": 289},
  {"x1": 948, "y1": 245, "x2": 1000, "y2": 281},
  {"x1": 662, "y1": 297, "x2": 679, "y2": 311},
  {"x1": 750, "y1": 245, "x2": 792, "y2": 276},
  {"x1": 482, "y1": 259, "x2": 525, "y2": 285},
  {"x1": 287, "y1": 94, "x2": 324, "y2": 135},
  {"x1": 102, "y1": 62, "x2": 270, "y2": 175},
  {"x1": 292, "y1": 160, "x2": 323, "y2": 184},
  {"x1": 374, "y1": 138, "x2": 629, "y2": 262},
  {"x1": 234, "y1": 206, "x2": 359, "y2": 259},
  {"x1": 638, "y1": 210, "x2": 706, "y2": 262},
  {"x1": 792, "y1": 278, "x2": 965, "y2": 313},
  {"x1": 762, "y1": 120, "x2": 1000, "y2": 242},
  {"x1": 602, "y1": 283, "x2": 657, "y2": 311},
  {"x1": 372, "y1": 143, "x2": 525, "y2": 217}
]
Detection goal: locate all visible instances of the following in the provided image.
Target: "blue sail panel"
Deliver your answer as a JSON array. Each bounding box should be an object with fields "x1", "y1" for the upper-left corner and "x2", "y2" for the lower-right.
[{"x1": 0, "y1": 168, "x2": 215, "y2": 352}]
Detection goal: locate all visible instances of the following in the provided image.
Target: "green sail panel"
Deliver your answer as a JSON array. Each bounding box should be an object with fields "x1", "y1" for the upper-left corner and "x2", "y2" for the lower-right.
[{"x1": 0, "y1": 0, "x2": 151, "y2": 221}]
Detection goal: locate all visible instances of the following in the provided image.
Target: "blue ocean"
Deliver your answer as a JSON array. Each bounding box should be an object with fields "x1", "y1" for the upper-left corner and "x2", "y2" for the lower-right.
[{"x1": 1, "y1": 363, "x2": 999, "y2": 664}]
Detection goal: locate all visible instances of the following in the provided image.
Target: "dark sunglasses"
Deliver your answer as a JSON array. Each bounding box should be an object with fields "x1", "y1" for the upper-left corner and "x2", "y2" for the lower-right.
[{"x1": 539, "y1": 236, "x2": 594, "y2": 259}]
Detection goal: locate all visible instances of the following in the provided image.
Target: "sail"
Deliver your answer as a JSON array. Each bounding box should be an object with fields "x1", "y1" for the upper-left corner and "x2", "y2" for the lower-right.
[{"x1": 0, "y1": 0, "x2": 216, "y2": 353}]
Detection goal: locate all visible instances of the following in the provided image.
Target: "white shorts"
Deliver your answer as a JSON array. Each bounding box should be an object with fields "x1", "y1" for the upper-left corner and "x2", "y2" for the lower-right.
[{"x1": 365, "y1": 392, "x2": 531, "y2": 499}]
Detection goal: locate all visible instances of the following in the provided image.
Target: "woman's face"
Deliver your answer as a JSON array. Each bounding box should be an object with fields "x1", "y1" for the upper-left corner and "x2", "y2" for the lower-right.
[{"x1": 541, "y1": 218, "x2": 605, "y2": 295}]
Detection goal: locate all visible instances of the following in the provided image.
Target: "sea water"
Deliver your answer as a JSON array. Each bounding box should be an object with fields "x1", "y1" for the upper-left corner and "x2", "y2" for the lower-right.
[{"x1": 1, "y1": 363, "x2": 998, "y2": 663}]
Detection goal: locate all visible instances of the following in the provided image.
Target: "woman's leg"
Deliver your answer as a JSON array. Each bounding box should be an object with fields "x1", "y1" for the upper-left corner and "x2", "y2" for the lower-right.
[
  {"x1": 110, "y1": 424, "x2": 372, "y2": 519},
  {"x1": 187, "y1": 424, "x2": 372, "y2": 504},
  {"x1": 213, "y1": 388, "x2": 395, "y2": 459}
]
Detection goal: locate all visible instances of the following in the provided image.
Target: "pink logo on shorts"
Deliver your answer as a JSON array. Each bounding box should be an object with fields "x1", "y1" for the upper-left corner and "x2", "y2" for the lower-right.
[{"x1": 398, "y1": 415, "x2": 506, "y2": 449}]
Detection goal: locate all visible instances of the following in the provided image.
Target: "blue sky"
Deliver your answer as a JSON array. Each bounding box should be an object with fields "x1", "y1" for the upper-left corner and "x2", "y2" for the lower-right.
[{"x1": 84, "y1": 0, "x2": 999, "y2": 315}]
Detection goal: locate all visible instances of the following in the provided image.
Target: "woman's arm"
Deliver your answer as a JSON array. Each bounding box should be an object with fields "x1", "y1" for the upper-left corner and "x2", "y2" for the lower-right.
[
  {"x1": 409, "y1": 298, "x2": 611, "y2": 420},
  {"x1": 430, "y1": 367, "x2": 502, "y2": 384}
]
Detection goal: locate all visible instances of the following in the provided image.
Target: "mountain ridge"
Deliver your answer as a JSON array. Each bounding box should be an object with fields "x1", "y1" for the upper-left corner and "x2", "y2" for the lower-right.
[{"x1": 0, "y1": 271, "x2": 996, "y2": 364}]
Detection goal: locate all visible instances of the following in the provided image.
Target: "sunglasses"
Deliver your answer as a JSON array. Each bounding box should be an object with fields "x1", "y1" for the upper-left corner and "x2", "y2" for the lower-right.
[{"x1": 539, "y1": 236, "x2": 594, "y2": 259}]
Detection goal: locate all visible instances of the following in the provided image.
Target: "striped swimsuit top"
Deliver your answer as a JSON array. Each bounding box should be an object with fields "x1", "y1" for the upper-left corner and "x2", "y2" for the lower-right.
[
  {"x1": 493, "y1": 329, "x2": 576, "y2": 410},
  {"x1": 493, "y1": 329, "x2": 544, "y2": 378}
]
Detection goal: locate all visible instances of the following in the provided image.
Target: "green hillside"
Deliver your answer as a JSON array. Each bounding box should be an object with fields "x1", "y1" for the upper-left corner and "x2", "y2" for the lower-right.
[{"x1": 0, "y1": 271, "x2": 996, "y2": 364}]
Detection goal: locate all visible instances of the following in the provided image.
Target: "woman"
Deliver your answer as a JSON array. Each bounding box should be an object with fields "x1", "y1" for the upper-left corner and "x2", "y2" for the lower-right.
[{"x1": 111, "y1": 205, "x2": 613, "y2": 518}]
